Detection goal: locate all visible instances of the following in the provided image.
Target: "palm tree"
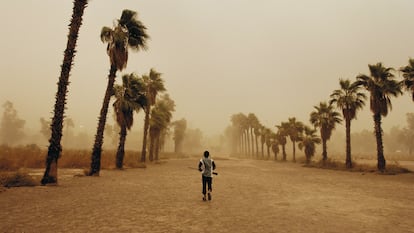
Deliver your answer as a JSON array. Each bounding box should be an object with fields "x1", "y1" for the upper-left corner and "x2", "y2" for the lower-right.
[
  {"x1": 275, "y1": 123, "x2": 289, "y2": 161},
  {"x1": 231, "y1": 113, "x2": 246, "y2": 155},
  {"x1": 310, "y1": 102, "x2": 342, "y2": 161},
  {"x1": 254, "y1": 125, "x2": 261, "y2": 158},
  {"x1": 240, "y1": 114, "x2": 249, "y2": 157},
  {"x1": 265, "y1": 131, "x2": 273, "y2": 159},
  {"x1": 330, "y1": 79, "x2": 366, "y2": 168},
  {"x1": 400, "y1": 58, "x2": 414, "y2": 101},
  {"x1": 148, "y1": 94, "x2": 175, "y2": 161},
  {"x1": 356, "y1": 62, "x2": 402, "y2": 171},
  {"x1": 113, "y1": 73, "x2": 146, "y2": 169},
  {"x1": 247, "y1": 113, "x2": 259, "y2": 158},
  {"x1": 298, "y1": 126, "x2": 321, "y2": 164},
  {"x1": 271, "y1": 137, "x2": 280, "y2": 160},
  {"x1": 260, "y1": 126, "x2": 267, "y2": 159},
  {"x1": 286, "y1": 117, "x2": 304, "y2": 162},
  {"x1": 41, "y1": 0, "x2": 88, "y2": 185},
  {"x1": 140, "y1": 68, "x2": 166, "y2": 163},
  {"x1": 173, "y1": 118, "x2": 187, "y2": 154},
  {"x1": 89, "y1": 9, "x2": 149, "y2": 176}
]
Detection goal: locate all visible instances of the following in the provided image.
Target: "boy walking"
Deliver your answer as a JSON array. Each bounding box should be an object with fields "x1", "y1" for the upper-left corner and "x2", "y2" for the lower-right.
[{"x1": 198, "y1": 150, "x2": 216, "y2": 201}]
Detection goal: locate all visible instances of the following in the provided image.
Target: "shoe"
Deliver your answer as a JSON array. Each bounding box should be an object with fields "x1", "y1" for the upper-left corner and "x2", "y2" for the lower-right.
[
  {"x1": 208, "y1": 192, "x2": 211, "y2": 201},
  {"x1": 203, "y1": 195, "x2": 206, "y2": 201}
]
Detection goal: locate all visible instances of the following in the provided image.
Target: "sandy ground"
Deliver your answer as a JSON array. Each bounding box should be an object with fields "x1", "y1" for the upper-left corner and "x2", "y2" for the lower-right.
[{"x1": 1, "y1": 157, "x2": 414, "y2": 233}]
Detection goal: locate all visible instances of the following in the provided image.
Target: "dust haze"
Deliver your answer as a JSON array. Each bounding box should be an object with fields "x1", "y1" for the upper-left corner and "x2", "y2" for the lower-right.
[{"x1": 1, "y1": 1, "x2": 414, "y2": 156}]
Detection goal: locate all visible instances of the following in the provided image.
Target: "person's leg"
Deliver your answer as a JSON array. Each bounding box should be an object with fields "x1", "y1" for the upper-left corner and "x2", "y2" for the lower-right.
[
  {"x1": 207, "y1": 177, "x2": 212, "y2": 200},
  {"x1": 202, "y1": 176, "x2": 207, "y2": 200}
]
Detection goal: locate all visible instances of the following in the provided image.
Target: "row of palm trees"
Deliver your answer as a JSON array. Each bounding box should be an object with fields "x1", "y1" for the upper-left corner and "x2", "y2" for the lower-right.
[
  {"x1": 229, "y1": 60, "x2": 414, "y2": 171},
  {"x1": 41, "y1": 4, "x2": 172, "y2": 184}
]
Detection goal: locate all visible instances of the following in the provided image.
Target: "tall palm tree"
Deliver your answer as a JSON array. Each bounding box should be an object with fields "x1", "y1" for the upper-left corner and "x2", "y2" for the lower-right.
[
  {"x1": 148, "y1": 94, "x2": 175, "y2": 161},
  {"x1": 275, "y1": 123, "x2": 289, "y2": 161},
  {"x1": 400, "y1": 58, "x2": 414, "y2": 101},
  {"x1": 310, "y1": 102, "x2": 342, "y2": 161},
  {"x1": 356, "y1": 62, "x2": 402, "y2": 171},
  {"x1": 298, "y1": 126, "x2": 321, "y2": 164},
  {"x1": 89, "y1": 9, "x2": 149, "y2": 176},
  {"x1": 41, "y1": 0, "x2": 88, "y2": 185},
  {"x1": 286, "y1": 117, "x2": 304, "y2": 162},
  {"x1": 330, "y1": 79, "x2": 366, "y2": 168},
  {"x1": 113, "y1": 73, "x2": 146, "y2": 169},
  {"x1": 141, "y1": 68, "x2": 165, "y2": 162}
]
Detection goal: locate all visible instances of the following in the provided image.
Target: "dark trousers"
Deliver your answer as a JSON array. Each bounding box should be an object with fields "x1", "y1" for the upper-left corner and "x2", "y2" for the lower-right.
[{"x1": 202, "y1": 175, "x2": 212, "y2": 195}]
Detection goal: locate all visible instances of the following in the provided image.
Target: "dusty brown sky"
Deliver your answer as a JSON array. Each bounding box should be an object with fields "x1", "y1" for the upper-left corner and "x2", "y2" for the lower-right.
[{"x1": 1, "y1": 0, "x2": 413, "y2": 138}]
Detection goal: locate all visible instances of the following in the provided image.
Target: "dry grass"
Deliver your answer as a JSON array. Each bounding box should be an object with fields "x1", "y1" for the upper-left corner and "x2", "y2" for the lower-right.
[
  {"x1": 0, "y1": 144, "x2": 150, "y2": 171},
  {"x1": 303, "y1": 158, "x2": 411, "y2": 174}
]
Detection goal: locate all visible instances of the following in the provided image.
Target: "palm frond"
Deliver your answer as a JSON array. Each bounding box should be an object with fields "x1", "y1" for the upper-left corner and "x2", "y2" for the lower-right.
[{"x1": 100, "y1": 26, "x2": 113, "y2": 43}]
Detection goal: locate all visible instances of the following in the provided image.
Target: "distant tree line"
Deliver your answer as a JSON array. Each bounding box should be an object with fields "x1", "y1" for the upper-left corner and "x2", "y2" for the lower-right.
[{"x1": 227, "y1": 61, "x2": 414, "y2": 171}]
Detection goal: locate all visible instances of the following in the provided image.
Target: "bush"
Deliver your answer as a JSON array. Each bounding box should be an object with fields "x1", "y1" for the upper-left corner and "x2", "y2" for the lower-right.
[{"x1": 0, "y1": 170, "x2": 38, "y2": 187}]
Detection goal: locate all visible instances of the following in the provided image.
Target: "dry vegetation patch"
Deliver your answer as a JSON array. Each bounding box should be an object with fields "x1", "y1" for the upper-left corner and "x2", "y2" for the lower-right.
[
  {"x1": 0, "y1": 170, "x2": 38, "y2": 187},
  {"x1": 303, "y1": 158, "x2": 412, "y2": 174}
]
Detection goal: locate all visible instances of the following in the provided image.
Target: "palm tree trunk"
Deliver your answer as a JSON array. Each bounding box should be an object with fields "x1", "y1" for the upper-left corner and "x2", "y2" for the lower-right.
[
  {"x1": 41, "y1": 0, "x2": 87, "y2": 185},
  {"x1": 154, "y1": 133, "x2": 161, "y2": 161},
  {"x1": 373, "y1": 113, "x2": 386, "y2": 171},
  {"x1": 239, "y1": 133, "x2": 243, "y2": 155},
  {"x1": 141, "y1": 109, "x2": 150, "y2": 162},
  {"x1": 89, "y1": 65, "x2": 117, "y2": 176},
  {"x1": 345, "y1": 118, "x2": 352, "y2": 168},
  {"x1": 148, "y1": 128, "x2": 155, "y2": 162},
  {"x1": 282, "y1": 144, "x2": 287, "y2": 161},
  {"x1": 322, "y1": 137, "x2": 328, "y2": 161},
  {"x1": 261, "y1": 143, "x2": 264, "y2": 159},
  {"x1": 246, "y1": 129, "x2": 251, "y2": 157},
  {"x1": 255, "y1": 136, "x2": 259, "y2": 158},
  {"x1": 267, "y1": 145, "x2": 270, "y2": 159},
  {"x1": 244, "y1": 131, "x2": 248, "y2": 157},
  {"x1": 116, "y1": 125, "x2": 127, "y2": 169},
  {"x1": 292, "y1": 140, "x2": 296, "y2": 162}
]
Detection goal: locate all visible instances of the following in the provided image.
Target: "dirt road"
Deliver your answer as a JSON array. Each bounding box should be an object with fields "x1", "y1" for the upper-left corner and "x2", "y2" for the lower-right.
[{"x1": 1, "y1": 158, "x2": 414, "y2": 233}]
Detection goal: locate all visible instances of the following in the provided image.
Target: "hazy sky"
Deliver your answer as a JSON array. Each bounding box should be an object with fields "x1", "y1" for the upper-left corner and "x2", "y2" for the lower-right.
[{"x1": 1, "y1": 0, "x2": 413, "y2": 138}]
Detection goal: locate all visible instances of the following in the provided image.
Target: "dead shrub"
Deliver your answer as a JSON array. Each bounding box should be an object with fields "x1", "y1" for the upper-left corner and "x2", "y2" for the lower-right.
[{"x1": 0, "y1": 170, "x2": 38, "y2": 187}]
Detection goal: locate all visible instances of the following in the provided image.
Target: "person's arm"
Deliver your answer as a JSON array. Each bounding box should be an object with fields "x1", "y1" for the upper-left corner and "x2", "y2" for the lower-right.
[{"x1": 198, "y1": 160, "x2": 203, "y2": 171}]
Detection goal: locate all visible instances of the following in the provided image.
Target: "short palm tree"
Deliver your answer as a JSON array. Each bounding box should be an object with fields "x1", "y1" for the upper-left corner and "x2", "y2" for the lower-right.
[
  {"x1": 259, "y1": 126, "x2": 267, "y2": 159},
  {"x1": 286, "y1": 117, "x2": 304, "y2": 162},
  {"x1": 141, "y1": 68, "x2": 166, "y2": 163},
  {"x1": 400, "y1": 58, "x2": 414, "y2": 101},
  {"x1": 330, "y1": 79, "x2": 366, "y2": 168},
  {"x1": 298, "y1": 126, "x2": 321, "y2": 164},
  {"x1": 113, "y1": 73, "x2": 146, "y2": 169},
  {"x1": 90, "y1": 9, "x2": 149, "y2": 175},
  {"x1": 310, "y1": 102, "x2": 342, "y2": 161},
  {"x1": 271, "y1": 139, "x2": 280, "y2": 160},
  {"x1": 41, "y1": 0, "x2": 88, "y2": 185},
  {"x1": 275, "y1": 122, "x2": 289, "y2": 161},
  {"x1": 356, "y1": 62, "x2": 402, "y2": 171}
]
